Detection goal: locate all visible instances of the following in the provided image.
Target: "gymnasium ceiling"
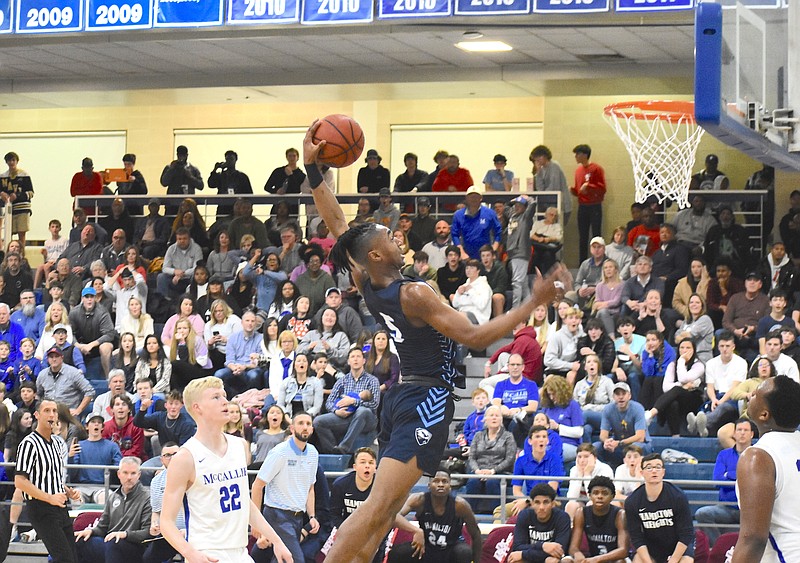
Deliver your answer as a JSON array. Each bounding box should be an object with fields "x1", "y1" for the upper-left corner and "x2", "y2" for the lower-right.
[{"x1": 0, "y1": 12, "x2": 695, "y2": 107}]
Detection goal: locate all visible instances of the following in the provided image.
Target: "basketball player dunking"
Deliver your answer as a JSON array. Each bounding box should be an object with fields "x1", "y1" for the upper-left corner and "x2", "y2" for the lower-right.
[
  {"x1": 303, "y1": 119, "x2": 566, "y2": 563},
  {"x1": 159, "y1": 377, "x2": 292, "y2": 563},
  {"x1": 733, "y1": 375, "x2": 800, "y2": 562}
]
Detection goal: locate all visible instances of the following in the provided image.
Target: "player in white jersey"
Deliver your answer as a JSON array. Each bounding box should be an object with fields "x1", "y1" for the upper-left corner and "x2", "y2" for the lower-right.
[
  {"x1": 159, "y1": 377, "x2": 292, "y2": 563},
  {"x1": 733, "y1": 375, "x2": 800, "y2": 563}
]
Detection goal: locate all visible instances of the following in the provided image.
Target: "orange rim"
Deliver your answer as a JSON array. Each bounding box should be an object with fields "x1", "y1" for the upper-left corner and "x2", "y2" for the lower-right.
[{"x1": 604, "y1": 101, "x2": 696, "y2": 124}]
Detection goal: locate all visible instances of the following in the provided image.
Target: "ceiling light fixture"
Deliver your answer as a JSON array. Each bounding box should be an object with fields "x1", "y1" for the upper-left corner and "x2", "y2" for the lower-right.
[
  {"x1": 455, "y1": 40, "x2": 513, "y2": 53},
  {"x1": 462, "y1": 31, "x2": 483, "y2": 40}
]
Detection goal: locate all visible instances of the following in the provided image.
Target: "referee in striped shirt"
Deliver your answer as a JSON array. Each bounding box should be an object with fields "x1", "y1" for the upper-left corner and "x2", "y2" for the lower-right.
[{"x1": 15, "y1": 399, "x2": 81, "y2": 562}]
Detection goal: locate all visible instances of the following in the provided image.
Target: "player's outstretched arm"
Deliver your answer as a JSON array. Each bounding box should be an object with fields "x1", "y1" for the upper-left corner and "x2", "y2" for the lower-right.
[
  {"x1": 731, "y1": 447, "x2": 775, "y2": 563},
  {"x1": 249, "y1": 499, "x2": 293, "y2": 562},
  {"x1": 408, "y1": 264, "x2": 565, "y2": 351},
  {"x1": 160, "y1": 450, "x2": 219, "y2": 563},
  {"x1": 303, "y1": 120, "x2": 349, "y2": 239}
]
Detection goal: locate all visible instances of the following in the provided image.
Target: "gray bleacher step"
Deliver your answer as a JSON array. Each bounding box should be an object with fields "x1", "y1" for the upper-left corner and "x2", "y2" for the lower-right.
[
  {"x1": 464, "y1": 357, "x2": 490, "y2": 379},
  {"x1": 485, "y1": 337, "x2": 513, "y2": 358}
]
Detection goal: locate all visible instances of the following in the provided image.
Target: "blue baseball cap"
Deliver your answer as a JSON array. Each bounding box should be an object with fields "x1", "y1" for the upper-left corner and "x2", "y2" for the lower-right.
[{"x1": 81, "y1": 287, "x2": 96, "y2": 297}]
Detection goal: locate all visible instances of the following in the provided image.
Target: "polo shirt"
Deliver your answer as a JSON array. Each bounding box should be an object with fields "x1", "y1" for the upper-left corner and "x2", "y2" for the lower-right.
[{"x1": 258, "y1": 438, "x2": 318, "y2": 512}]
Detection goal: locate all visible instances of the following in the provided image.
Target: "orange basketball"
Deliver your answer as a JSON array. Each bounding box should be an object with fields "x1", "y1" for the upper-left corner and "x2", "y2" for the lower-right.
[{"x1": 313, "y1": 114, "x2": 365, "y2": 168}]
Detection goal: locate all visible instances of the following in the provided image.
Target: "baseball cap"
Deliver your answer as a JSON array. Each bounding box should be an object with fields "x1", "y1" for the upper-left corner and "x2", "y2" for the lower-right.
[
  {"x1": 465, "y1": 186, "x2": 482, "y2": 197},
  {"x1": 325, "y1": 287, "x2": 342, "y2": 297},
  {"x1": 493, "y1": 154, "x2": 507, "y2": 163},
  {"x1": 590, "y1": 236, "x2": 606, "y2": 246},
  {"x1": 81, "y1": 287, "x2": 96, "y2": 297},
  {"x1": 417, "y1": 197, "x2": 431, "y2": 207},
  {"x1": 120, "y1": 269, "x2": 134, "y2": 279},
  {"x1": 613, "y1": 382, "x2": 631, "y2": 393},
  {"x1": 366, "y1": 149, "x2": 381, "y2": 161},
  {"x1": 379, "y1": 188, "x2": 391, "y2": 197},
  {"x1": 744, "y1": 271, "x2": 761, "y2": 280},
  {"x1": 46, "y1": 346, "x2": 63, "y2": 357},
  {"x1": 85, "y1": 413, "x2": 104, "y2": 424},
  {"x1": 511, "y1": 196, "x2": 528, "y2": 206},
  {"x1": 53, "y1": 324, "x2": 68, "y2": 334}
]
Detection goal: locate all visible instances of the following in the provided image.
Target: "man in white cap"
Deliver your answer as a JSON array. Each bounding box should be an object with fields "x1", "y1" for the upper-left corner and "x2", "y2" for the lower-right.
[
  {"x1": 570, "y1": 236, "x2": 607, "y2": 310},
  {"x1": 450, "y1": 186, "x2": 502, "y2": 260},
  {"x1": 594, "y1": 382, "x2": 651, "y2": 468}
]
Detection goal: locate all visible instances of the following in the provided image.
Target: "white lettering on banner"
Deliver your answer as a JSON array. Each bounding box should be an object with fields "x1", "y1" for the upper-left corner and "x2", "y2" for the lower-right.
[
  {"x1": 633, "y1": 0, "x2": 676, "y2": 4},
  {"x1": 318, "y1": 0, "x2": 359, "y2": 14},
  {"x1": 96, "y1": 3, "x2": 144, "y2": 24},
  {"x1": 548, "y1": 0, "x2": 594, "y2": 5},
  {"x1": 392, "y1": 0, "x2": 436, "y2": 10},
  {"x1": 0, "y1": 11, "x2": 4, "y2": 25},
  {"x1": 469, "y1": 0, "x2": 513, "y2": 6},
  {"x1": 243, "y1": 0, "x2": 286, "y2": 16},
  {"x1": 26, "y1": 7, "x2": 73, "y2": 27}
]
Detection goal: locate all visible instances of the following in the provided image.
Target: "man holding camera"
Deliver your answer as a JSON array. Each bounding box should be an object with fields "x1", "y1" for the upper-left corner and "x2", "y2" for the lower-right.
[{"x1": 208, "y1": 150, "x2": 253, "y2": 218}]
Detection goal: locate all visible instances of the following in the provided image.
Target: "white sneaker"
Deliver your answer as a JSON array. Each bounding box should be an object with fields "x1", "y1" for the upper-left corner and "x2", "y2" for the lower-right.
[
  {"x1": 686, "y1": 412, "x2": 697, "y2": 434},
  {"x1": 696, "y1": 411, "x2": 708, "y2": 438}
]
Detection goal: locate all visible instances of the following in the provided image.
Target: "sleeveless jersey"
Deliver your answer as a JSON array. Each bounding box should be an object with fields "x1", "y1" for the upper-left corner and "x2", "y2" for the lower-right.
[
  {"x1": 582, "y1": 505, "x2": 620, "y2": 557},
  {"x1": 361, "y1": 277, "x2": 461, "y2": 387},
  {"x1": 182, "y1": 434, "x2": 250, "y2": 552},
  {"x1": 739, "y1": 431, "x2": 800, "y2": 563},
  {"x1": 418, "y1": 493, "x2": 464, "y2": 552}
]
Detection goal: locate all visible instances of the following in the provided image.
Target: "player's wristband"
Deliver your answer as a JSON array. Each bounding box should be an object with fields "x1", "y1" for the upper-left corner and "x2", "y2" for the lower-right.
[{"x1": 304, "y1": 164, "x2": 324, "y2": 190}]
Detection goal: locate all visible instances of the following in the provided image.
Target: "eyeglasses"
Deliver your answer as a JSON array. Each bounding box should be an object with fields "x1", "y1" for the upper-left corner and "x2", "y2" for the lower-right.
[
  {"x1": 642, "y1": 465, "x2": 664, "y2": 471},
  {"x1": 161, "y1": 452, "x2": 176, "y2": 458}
]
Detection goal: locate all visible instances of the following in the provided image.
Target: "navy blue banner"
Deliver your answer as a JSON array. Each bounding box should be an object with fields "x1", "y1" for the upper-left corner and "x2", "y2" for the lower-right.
[
  {"x1": 154, "y1": 0, "x2": 223, "y2": 26},
  {"x1": 454, "y1": 0, "x2": 529, "y2": 16},
  {"x1": 301, "y1": 0, "x2": 372, "y2": 23},
  {"x1": 534, "y1": 0, "x2": 607, "y2": 12},
  {"x1": 16, "y1": 0, "x2": 82, "y2": 32},
  {"x1": 378, "y1": 0, "x2": 450, "y2": 18},
  {"x1": 615, "y1": 0, "x2": 692, "y2": 11},
  {"x1": 86, "y1": 0, "x2": 152, "y2": 29},
  {"x1": 228, "y1": 0, "x2": 299, "y2": 23}
]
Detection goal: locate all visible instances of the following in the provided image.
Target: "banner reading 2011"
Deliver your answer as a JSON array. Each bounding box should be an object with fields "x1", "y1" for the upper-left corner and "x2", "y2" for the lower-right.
[
  {"x1": 301, "y1": 0, "x2": 372, "y2": 24},
  {"x1": 86, "y1": 0, "x2": 152, "y2": 29},
  {"x1": 16, "y1": 0, "x2": 82, "y2": 32}
]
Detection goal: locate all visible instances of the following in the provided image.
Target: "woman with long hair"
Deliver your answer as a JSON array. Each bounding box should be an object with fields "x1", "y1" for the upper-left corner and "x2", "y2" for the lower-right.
[
  {"x1": 261, "y1": 318, "x2": 280, "y2": 358},
  {"x1": 135, "y1": 334, "x2": 172, "y2": 393},
  {"x1": 111, "y1": 332, "x2": 138, "y2": 392},
  {"x1": 34, "y1": 301, "x2": 73, "y2": 359},
  {"x1": 639, "y1": 330, "x2": 677, "y2": 410},
  {"x1": 161, "y1": 296, "x2": 206, "y2": 355},
  {"x1": 529, "y1": 303, "x2": 551, "y2": 354},
  {"x1": 119, "y1": 295, "x2": 154, "y2": 351},
  {"x1": 253, "y1": 404, "x2": 289, "y2": 463},
  {"x1": 298, "y1": 307, "x2": 350, "y2": 370},
  {"x1": 204, "y1": 299, "x2": 242, "y2": 370},
  {"x1": 208, "y1": 230, "x2": 238, "y2": 282},
  {"x1": 592, "y1": 258, "x2": 624, "y2": 337},
  {"x1": 674, "y1": 293, "x2": 715, "y2": 364},
  {"x1": 573, "y1": 353, "x2": 615, "y2": 443},
  {"x1": 268, "y1": 280, "x2": 300, "y2": 321},
  {"x1": 5, "y1": 408, "x2": 33, "y2": 541},
  {"x1": 548, "y1": 298, "x2": 575, "y2": 335},
  {"x1": 224, "y1": 401, "x2": 252, "y2": 445},
  {"x1": 55, "y1": 402, "x2": 87, "y2": 443},
  {"x1": 576, "y1": 318, "x2": 616, "y2": 380},
  {"x1": 646, "y1": 338, "x2": 704, "y2": 437},
  {"x1": 464, "y1": 405, "x2": 517, "y2": 514},
  {"x1": 91, "y1": 276, "x2": 113, "y2": 314},
  {"x1": 393, "y1": 229, "x2": 414, "y2": 265},
  {"x1": 111, "y1": 246, "x2": 148, "y2": 287},
  {"x1": 268, "y1": 330, "x2": 298, "y2": 393},
  {"x1": 276, "y1": 352, "x2": 324, "y2": 417},
  {"x1": 168, "y1": 318, "x2": 212, "y2": 391},
  {"x1": 170, "y1": 201, "x2": 209, "y2": 249},
  {"x1": 673, "y1": 258, "x2": 710, "y2": 318},
  {"x1": 539, "y1": 375, "x2": 584, "y2": 463},
  {"x1": 279, "y1": 295, "x2": 314, "y2": 340},
  {"x1": 365, "y1": 329, "x2": 400, "y2": 393}
]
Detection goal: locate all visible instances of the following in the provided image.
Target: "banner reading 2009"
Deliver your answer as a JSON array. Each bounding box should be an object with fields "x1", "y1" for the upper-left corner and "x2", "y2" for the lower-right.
[{"x1": 86, "y1": 0, "x2": 152, "y2": 29}]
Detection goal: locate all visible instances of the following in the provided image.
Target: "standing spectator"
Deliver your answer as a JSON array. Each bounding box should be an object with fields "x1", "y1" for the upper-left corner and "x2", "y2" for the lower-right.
[
  {"x1": 141, "y1": 442, "x2": 183, "y2": 563},
  {"x1": 14, "y1": 400, "x2": 81, "y2": 562},
  {"x1": 431, "y1": 154, "x2": 474, "y2": 197},
  {"x1": 394, "y1": 152, "x2": 428, "y2": 195},
  {"x1": 505, "y1": 195, "x2": 536, "y2": 308},
  {"x1": 159, "y1": 145, "x2": 204, "y2": 216},
  {"x1": 450, "y1": 186, "x2": 502, "y2": 260},
  {"x1": 465, "y1": 405, "x2": 517, "y2": 514},
  {"x1": 251, "y1": 411, "x2": 319, "y2": 563},
  {"x1": 483, "y1": 154, "x2": 514, "y2": 192},
  {"x1": 530, "y1": 207, "x2": 563, "y2": 275},
  {"x1": 357, "y1": 149, "x2": 391, "y2": 194},
  {"x1": 624, "y1": 453, "x2": 695, "y2": 563},
  {"x1": 70, "y1": 157, "x2": 103, "y2": 214},
  {"x1": 36, "y1": 347, "x2": 95, "y2": 416},
  {"x1": 133, "y1": 198, "x2": 170, "y2": 259},
  {"x1": 157, "y1": 227, "x2": 203, "y2": 300},
  {"x1": 480, "y1": 245, "x2": 509, "y2": 319},
  {"x1": 507, "y1": 483, "x2": 571, "y2": 563},
  {"x1": 34, "y1": 219, "x2": 69, "y2": 289},
  {"x1": 0, "y1": 151, "x2": 34, "y2": 249},
  {"x1": 264, "y1": 148, "x2": 306, "y2": 207},
  {"x1": 571, "y1": 144, "x2": 606, "y2": 263},
  {"x1": 74, "y1": 456, "x2": 153, "y2": 561},
  {"x1": 69, "y1": 413, "x2": 122, "y2": 505},
  {"x1": 594, "y1": 382, "x2": 651, "y2": 468},
  {"x1": 207, "y1": 150, "x2": 252, "y2": 218},
  {"x1": 115, "y1": 153, "x2": 147, "y2": 215},
  {"x1": 69, "y1": 286, "x2": 115, "y2": 376},
  {"x1": 530, "y1": 145, "x2": 570, "y2": 224},
  {"x1": 134, "y1": 389, "x2": 196, "y2": 449}
]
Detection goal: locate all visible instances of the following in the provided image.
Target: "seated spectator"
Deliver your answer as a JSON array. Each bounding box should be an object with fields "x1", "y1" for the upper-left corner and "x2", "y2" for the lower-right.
[
  {"x1": 456, "y1": 388, "x2": 489, "y2": 448},
  {"x1": 757, "y1": 240, "x2": 796, "y2": 296},
  {"x1": 464, "y1": 405, "x2": 517, "y2": 514},
  {"x1": 539, "y1": 375, "x2": 583, "y2": 463},
  {"x1": 119, "y1": 296, "x2": 153, "y2": 352},
  {"x1": 69, "y1": 286, "x2": 115, "y2": 376},
  {"x1": 756, "y1": 289, "x2": 794, "y2": 354},
  {"x1": 110, "y1": 245, "x2": 147, "y2": 290},
  {"x1": 673, "y1": 258, "x2": 711, "y2": 319},
  {"x1": 594, "y1": 382, "x2": 651, "y2": 468},
  {"x1": 592, "y1": 258, "x2": 624, "y2": 337},
  {"x1": 102, "y1": 393, "x2": 146, "y2": 460},
  {"x1": 573, "y1": 354, "x2": 615, "y2": 443},
  {"x1": 133, "y1": 198, "x2": 170, "y2": 259},
  {"x1": 135, "y1": 334, "x2": 172, "y2": 394},
  {"x1": 11, "y1": 290, "x2": 44, "y2": 341},
  {"x1": 294, "y1": 245, "x2": 336, "y2": 316},
  {"x1": 576, "y1": 318, "x2": 616, "y2": 379},
  {"x1": 492, "y1": 353, "x2": 539, "y2": 448},
  {"x1": 389, "y1": 468, "x2": 482, "y2": 563},
  {"x1": 111, "y1": 332, "x2": 138, "y2": 392},
  {"x1": 45, "y1": 258, "x2": 82, "y2": 308},
  {"x1": 207, "y1": 230, "x2": 238, "y2": 283},
  {"x1": 90, "y1": 275, "x2": 114, "y2": 315},
  {"x1": 276, "y1": 352, "x2": 323, "y2": 418},
  {"x1": 722, "y1": 271, "x2": 770, "y2": 363},
  {"x1": 627, "y1": 207, "x2": 660, "y2": 256},
  {"x1": 243, "y1": 248, "x2": 288, "y2": 312},
  {"x1": 100, "y1": 228, "x2": 130, "y2": 272},
  {"x1": 606, "y1": 226, "x2": 634, "y2": 280},
  {"x1": 761, "y1": 329, "x2": 799, "y2": 380},
  {"x1": 156, "y1": 227, "x2": 203, "y2": 300},
  {"x1": 704, "y1": 206, "x2": 752, "y2": 275},
  {"x1": 312, "y1": 286, "x2": 363, "y2": 344},
  {"x1": 169, "y1": 205, "x2": 209, "y2": 252},
  {"x1": 14, "y1": 338, "x2": 42, "y2": 389},
  {"x1": 373, "y1": 188, "x2": 400, "y2": 231},
  {"x1": 42, "y1": 323, "x2": 85, "y2": 374},
  {"x1": 543, "y1": 306, "x2": 584, "y2": 380},
  {"x1": 69, "y1": 207, "x2": 108, "y2": 245},
  {"x1": 214, "y1": 310, "x2": 264, "y2": 398},
  {"x1": 92, "y1": 370, "x2": 135, "y2": 422},
  {"x1": 365, "y1": 329, "x2": 400, "y2": 394},
  {"x1": 437, "y1": 245, "x2": 467, "y2": 304},
  {"x1": 36, "y1": 346, "x2": 95, "y2": 416},
  {"x1": 267, "y1": 330, "x2": 297, "y2": 393},
  {"x1": 613, "y1": 316, "x2": 646, "y2": 401},
  {"x1": 780, "y1": 325, "x2": 800, "y2": 366},
  {"x1": 639, "y1": 330, "x2": 676, "y2": 411},
  {"x1": 651, "y1": 223, "x2": 691, "y2": 304},
  {"x1": 422, "y1": 220, "x2": 453, "y2": 271},
  {"x1": 563, "y1": 444, "x2": 614, "y2": 520},
  {"x1": 452, "y1": 259, "x2": 492, "y2": 325},
  {"x1": 530, "y1": 304, "x2": 551, "y2": 356},
  {"x1": 687, "y1": 331, "x2": 747, "y2": 438},
  {"x1": 620, "y1": 255, "x2": 665, "y2": 317},
  {"x1": 313, "y1": 348, "x2": 380, "y2": 455},
  {"x1": 674, "y1": 192, "x2": 718, "y2": 250},
  {"x1": 161, "y1": 296, "x2": 205, "y2": 354},
  {"x1": 613, "y1": 444, "x2": 644, "y2": 503},
  {"x1": 0, "y1": 304, "x2": 23, "y2": 363},
  {"x1": 60, "y1": 224, "x2": 103, "y2": 280},
  {"x1": 568, "y1": 475, "x2": 630, "y2": 562},
  {"x1": 298, "y1": 307, "x2": 350, "y2": 371},
  {"x1": 483, "y1": 320, "x2": 544, "y2": 395},
  {"x1": 267, "y1": 280, "x2": 299, "y2": 322},
  {"x1": 252, "y1": 404, "x2": 290, "y2": 463},
  {"x1": 479, "y1": 245, "x2": 509, "y2": 318},
  {"x1": 400, "y1": 250, "x2": 438, "y2": 285},
  {"x1": 133, "y1": 389, "x2": 196, "y2": 451},
  {"x1": 74, "y1": 456, "x2": 151, "y2": 562},
  {"x1": 142, "y1": 442, "x2": 184, "y2": 563},
  {"x1": 635, "y1": 289, "x2": 680, "y2": 342},
  {"x1": 69, "y1": 413, "x2": 122, "y2": 505},
  {"x1": 695, "y1": 418, "x2": 756, "y2": 545},
  {"x1": 674, "y1": 293, "x2": 715, "y2": 363},
  {"x1": 278, "y1": 295, "x2": 313, "y2": 341},
  {"x1": 530, "y1": 207, "x2": 563, "y2": 275},
  {"x1": 645, "y1": 339, "x2": 704, "y2": 437},
  {"x1": 572, "y1": 236, "x2": 607, "y2": 311},
  {"x1": 706, "y1": 258, "x2": 743, "y2": 329},
  {"x1": 204, "y1": 299, "x2": 242, "y2": 370},
  {"x1": 167, "y1": 319, "x2": 211, "y2": 391}
]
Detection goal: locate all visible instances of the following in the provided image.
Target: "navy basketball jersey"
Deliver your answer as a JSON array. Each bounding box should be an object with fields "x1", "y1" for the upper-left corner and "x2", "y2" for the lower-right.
[
  {"x1": 362, "y1": 277, "x2": 462, "y2": 388},
  {"x1": 419, "y1": 493, "x2": 464, "y2": 552},
  {"x1": 582, "y1": 505, "x2": 621, "y2": 557}
]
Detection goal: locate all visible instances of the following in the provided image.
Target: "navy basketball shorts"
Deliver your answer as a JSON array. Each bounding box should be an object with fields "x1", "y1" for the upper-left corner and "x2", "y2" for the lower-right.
[{"x1": 378, "y1": 383, "x2": 455, "y2": 476}]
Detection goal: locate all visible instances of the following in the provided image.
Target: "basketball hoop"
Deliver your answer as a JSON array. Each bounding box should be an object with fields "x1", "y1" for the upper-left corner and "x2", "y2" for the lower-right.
[{"x1": 604, "y1": 101, "x2": 704, "y2": 209}]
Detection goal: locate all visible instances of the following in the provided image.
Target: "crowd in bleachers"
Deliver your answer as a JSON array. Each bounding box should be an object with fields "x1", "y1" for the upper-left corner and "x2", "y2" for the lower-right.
[{"x1": 0, "y1": 139, "x2": 789, "y2": 560}]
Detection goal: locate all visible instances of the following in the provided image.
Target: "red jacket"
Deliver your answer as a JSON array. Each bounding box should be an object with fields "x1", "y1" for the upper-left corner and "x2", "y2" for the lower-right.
[
  {"x1": 488, "y1": 326, "x2": 543, "y2": 385},
  {"x1": 431, "y1": 168, "x2": 474, "y2": 193},
  {"x1": 570, "y1": 162, "x2": 606, "y2": 205},
  {"x1": 627, "y1": 224, "x2": 661, "y2": 256},
  {"x1": 102, "y1": 416, "x2": 147, "y2": 461}
]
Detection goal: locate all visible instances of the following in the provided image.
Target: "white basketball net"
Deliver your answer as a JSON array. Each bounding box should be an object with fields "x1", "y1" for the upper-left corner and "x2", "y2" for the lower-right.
[{"x1": 604, "y1": 102, "x2": 704, "y2": 210}]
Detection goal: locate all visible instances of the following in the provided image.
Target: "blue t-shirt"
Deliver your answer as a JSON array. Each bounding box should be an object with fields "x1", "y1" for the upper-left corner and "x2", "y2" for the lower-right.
[
  {"x1": 543, "y1": 401, "x2": 584, "y2": 447},
  {"x1": 71, "y1": 439, "x2": 123, "y2": 484},
  {"x1": 756, "y1": 314, "x2": 794, "y2": 340},
  {"x1": 600, "y1": 400, "x2": 650, "y2": 443},
  {"x1": 493, "y1": 377, "x2": 539, "y2": 410}
]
